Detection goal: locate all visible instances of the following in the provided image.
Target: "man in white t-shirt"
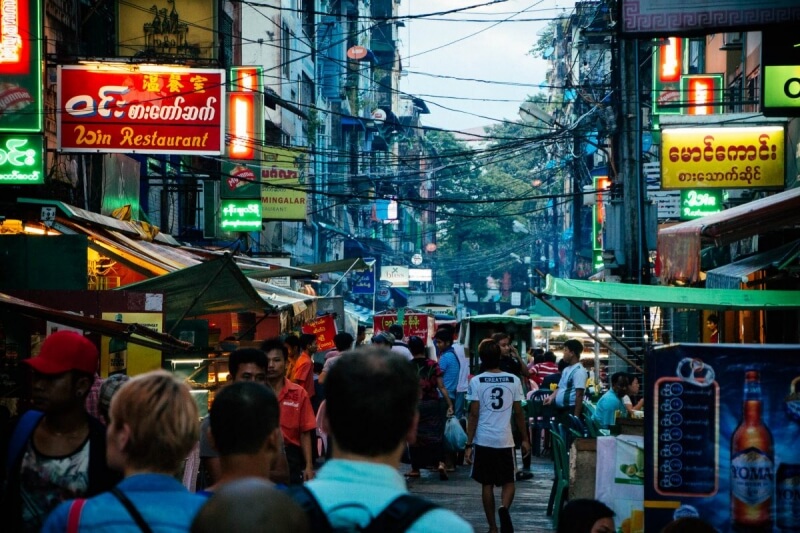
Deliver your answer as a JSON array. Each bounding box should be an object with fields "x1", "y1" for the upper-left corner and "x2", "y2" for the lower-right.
[{"x1": 465, "y1": 339, "x2": 530, "y2": 533}]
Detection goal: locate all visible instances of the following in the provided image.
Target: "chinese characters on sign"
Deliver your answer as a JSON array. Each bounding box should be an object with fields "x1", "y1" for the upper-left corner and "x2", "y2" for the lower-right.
[{"x1": 57, "y1": 66, "x2": 225, "y2": 155}]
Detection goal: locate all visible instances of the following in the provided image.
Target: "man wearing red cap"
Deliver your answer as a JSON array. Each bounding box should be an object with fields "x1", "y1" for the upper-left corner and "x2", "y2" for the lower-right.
[{"x1": 0, "y1": 331, "x2": 120, "y2": 532}]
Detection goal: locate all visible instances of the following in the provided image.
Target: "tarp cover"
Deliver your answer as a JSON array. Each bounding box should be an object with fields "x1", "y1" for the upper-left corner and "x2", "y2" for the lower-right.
[
  {"x1": 543, "y1": 275, "x2": 800, "y2": 310},
  {"x1": 657, "y1": 188, "x2": 800, "y2": 284}
]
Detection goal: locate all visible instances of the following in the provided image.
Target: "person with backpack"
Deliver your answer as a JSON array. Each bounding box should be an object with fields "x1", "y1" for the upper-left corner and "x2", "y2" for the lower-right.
[
  {"x1": 291, "y1": 346, "x2": 471, "y2": 532},
  {"x1": 0, "y1": 331, "x2": 121, "y2": 532}
]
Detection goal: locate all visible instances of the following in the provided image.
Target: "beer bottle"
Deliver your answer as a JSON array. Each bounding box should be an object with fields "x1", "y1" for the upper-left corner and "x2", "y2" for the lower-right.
[
  {"x1": 731, "y1": 370, "x2": 774, "y2": 531},
  {"x1": 777, "y1": 463, "x2": 800, "y2": 531}
]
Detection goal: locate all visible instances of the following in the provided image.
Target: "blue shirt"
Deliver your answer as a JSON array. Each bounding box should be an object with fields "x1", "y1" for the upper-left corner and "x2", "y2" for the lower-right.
[
  {"x1": 305, "y1": 459, "x2": 472, "y2": 532},
  {"x1": 42, "y1": 473, "x2": 207, "y2": 532},
  {"x1": 437, "y1": 348, "x2": 460, "y2": 394},
  {"x1": 593, "y1": 389, "x2": 626, "y2": 428}
]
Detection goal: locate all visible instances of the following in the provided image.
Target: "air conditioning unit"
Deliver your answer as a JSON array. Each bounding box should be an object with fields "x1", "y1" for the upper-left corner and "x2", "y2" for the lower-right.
[{"x1": 721, "y1": 33, "x2": 743, "y2": 50}]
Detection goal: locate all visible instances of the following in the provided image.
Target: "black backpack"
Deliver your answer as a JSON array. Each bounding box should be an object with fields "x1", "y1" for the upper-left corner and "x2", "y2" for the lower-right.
[{"x1": 288, "y1": 485, "x2": 439, "y2": 532}]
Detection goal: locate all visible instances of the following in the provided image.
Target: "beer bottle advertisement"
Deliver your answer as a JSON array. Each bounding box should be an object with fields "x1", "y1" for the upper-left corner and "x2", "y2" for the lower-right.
[{"x1": 644, "y1": 344, "x2": 800, "y2": 532}]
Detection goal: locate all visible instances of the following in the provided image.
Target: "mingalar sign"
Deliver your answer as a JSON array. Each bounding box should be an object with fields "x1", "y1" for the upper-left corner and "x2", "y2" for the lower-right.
[
  {"x1": 57, "y1": 65, "x2": 225, "y2": 155},
  {"x1": 661, "y1": 126, "x2": 785, "y2": 189}
]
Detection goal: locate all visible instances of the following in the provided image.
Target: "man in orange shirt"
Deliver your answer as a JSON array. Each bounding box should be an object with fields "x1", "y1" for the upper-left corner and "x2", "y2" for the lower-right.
[
  {"x1": 290, "y1": 333, "x2": 317, "y2": 401},
  {"x1": 262, "y1": 338, "x2": 317, "y2": 486}
]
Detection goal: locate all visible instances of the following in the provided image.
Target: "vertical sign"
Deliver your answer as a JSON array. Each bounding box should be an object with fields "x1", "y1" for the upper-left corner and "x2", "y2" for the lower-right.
[
  {"x1": 261, "y1": 147, "x2": 308, "y2": 221},
  {"x1": 228, "y1": 66, "x2": 263, "y2": 92},
  {"x1": 592, "y1": 175, "x2": 611, "y2": 259},
  {"x1": 681, "y1": 75, "x2": 723, "y2": 115},
  {"x1": 0, "y1": 0, "x2": 42, "y2": 132},
  {"x1": 226, "y1": 92, "x2": 263, "y2": 160},
  {"x1": 653, "y1": 38, "x2": 683, "y2": 115}
]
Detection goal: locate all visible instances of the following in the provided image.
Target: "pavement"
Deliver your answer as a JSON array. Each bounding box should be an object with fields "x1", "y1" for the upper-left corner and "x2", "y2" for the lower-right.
[{"x1": 403, "y1": 452, "x2": 558, "y2": 533}]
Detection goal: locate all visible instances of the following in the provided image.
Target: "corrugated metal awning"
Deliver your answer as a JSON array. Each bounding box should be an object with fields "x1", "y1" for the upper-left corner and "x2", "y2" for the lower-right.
[{"x1": 706, "y1": 240, "x2": 800, "y2": 289}]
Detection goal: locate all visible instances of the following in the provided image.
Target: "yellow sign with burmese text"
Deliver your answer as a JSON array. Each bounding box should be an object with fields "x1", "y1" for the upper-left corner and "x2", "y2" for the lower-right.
[{"x1": 661, "y1": 127, "x2": 784, "y2": 189}]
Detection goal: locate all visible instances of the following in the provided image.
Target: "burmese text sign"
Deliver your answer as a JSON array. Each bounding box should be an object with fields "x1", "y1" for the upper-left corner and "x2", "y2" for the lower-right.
[
  {"x1": 260, "y1": 147, "x2": 308, "y2": 221},
  {"x1": 57, "y1": 66, "x2": 225, "y2": 155}
]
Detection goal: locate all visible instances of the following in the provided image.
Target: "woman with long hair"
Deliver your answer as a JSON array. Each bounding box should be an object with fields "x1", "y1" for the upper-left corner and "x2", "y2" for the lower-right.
[{"x1": 407, "y1": 336, "x2": 454, "y2": 480}]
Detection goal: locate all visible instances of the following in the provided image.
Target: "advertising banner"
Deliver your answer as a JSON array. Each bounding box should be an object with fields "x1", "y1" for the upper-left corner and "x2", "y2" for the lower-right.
[
  {"x1": 117, "y1": 0, "x2": 216, "y2": 60},
  {"x1": 260, "y1": 147, "x2": 308, "y2": 221},
  {"x1": 0, "y1": 0, "x2": 42, "y2": 132},
  {"x1": 100, "y1": 312, "x2": 164, "y2": 377},
  {"x1": 661, "y1": 127, "x2": 785, "y2": 189},
  {"x1": 644, "y1": 344, "x2": 800, "y2": 532},
  {"x1": 373, "y1": 312, "x2": 434, "y2": 343},
  {"x1": 57, "y1": 66, "x2": 225, "y2": 155},
  {"x1": 0, "y1": 134, "x2": 43, "y2": 184},
  {"x1": 301, "y1": 314, "x2": 337, "y2": 352}
]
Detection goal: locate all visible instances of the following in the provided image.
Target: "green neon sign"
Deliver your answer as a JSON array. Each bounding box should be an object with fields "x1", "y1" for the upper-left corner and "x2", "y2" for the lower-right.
[
  {"x1": 0, "y1": 0, "x2": 43, "y2": 132},
  {"x1": 0, "y1": 134, "x2": 44, "y2": 184},
  {"x1": 680, "y1": 189, "x2": 722, "y2": 220},
  {"x1": 219, "y1": 199, "x2": 262, "y2": 230}
]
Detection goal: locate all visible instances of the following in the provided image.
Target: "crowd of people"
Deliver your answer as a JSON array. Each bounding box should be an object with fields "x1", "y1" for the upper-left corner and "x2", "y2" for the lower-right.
[{"x1": 0, "y1": 323, "x2": 670, "y2": 533}]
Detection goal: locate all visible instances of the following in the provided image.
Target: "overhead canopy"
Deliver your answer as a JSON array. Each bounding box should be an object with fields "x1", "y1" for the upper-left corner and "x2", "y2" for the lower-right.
[
  {"x1": 243, "y1": 257, "x2": 370, "y2": 281},
  {"x1": 543, "y1": 275, "x2": 800, "y2": 310},
  {"x1": 657, "y1": 188, "x2": 800, "y2": 284},
  {"x1": 462, "y1": 314, "x2": 533, "y2": 325},
  {"x1": 117, "y1": 255, "x2": 277, "y2": 325},
  {"x1": 0, "y1": 292, "x2": 192, "y2": 352},
  {"x1": 706, "y1": 240, "x2": 800, "y2": 289}
]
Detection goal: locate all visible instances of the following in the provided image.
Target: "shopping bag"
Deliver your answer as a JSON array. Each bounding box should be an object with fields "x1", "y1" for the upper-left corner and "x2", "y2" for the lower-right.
[{"x1": 444, "y1": 416, "x2": 468, "y2": 452}]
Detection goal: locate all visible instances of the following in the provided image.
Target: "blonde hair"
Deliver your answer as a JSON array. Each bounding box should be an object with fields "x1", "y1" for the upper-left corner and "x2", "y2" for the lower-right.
[{"x1": 110, "y1": 370, "x2": 199, "y2": 473}]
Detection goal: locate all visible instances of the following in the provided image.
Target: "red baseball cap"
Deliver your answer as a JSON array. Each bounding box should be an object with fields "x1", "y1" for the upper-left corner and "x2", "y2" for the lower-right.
[{"x1": 23, "y1": 331, "x2": 99, "y2": 375}]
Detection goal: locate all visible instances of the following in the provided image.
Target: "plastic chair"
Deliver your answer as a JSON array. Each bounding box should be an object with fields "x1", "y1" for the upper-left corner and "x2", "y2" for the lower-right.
[
  {"x1": 568, "y1": 414, "x2": 590, "y2": 439},
  {"x1": 547, "y1": 428, "x2": 570, "y2": 529},
  {"x1": 527, "y1": 390, "x2": 553, "y2": 456},
  {"x1": 582, "y1": 412, "x2": 602, "y2": 438}
]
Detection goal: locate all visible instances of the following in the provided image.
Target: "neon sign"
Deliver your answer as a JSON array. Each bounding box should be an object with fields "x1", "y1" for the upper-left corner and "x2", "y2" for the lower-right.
[
  {"x1": 680, "y1": 189, "x2": 723, "y2": 220},
  {"x1": 681, "y1": 74, "x2": 723, "y2": 115},
  {"x1": 0, "y1": 134, "x2": 43, "y2": 184},
  {"x1": 653, "y1": 37, "x2": 683, "y2": 115},
  {"x1": 0, "y1": 0, "x2": 41, "y2": 132},
  {"x1": 226, "y1": 91, "x2": 263, "y2": 161},
  {"x1": 219, "y1": 200, "x2": 262, "y2": 230},
  {"x1": 229, "y1": 66, "x2": 263, "y2": 92}
]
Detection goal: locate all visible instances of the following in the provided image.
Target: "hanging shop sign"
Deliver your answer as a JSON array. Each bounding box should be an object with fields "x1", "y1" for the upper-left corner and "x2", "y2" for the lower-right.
[
  {"x1": 226, "y1": 91, "x2": 263, "y2": 161},
  {"x1": 681, "y1": 74, "x2": 723, "y2": 115},
  {"x1": 0, "y1": 0, "x2": 42, "y2": 132},
  {"x1": 762, "y1": 29, "x2": 800, "y2": 116},
  {"x1": 380, "y1": 265, "x2": 409, "y2": 288},
  {"x1": 592, "y1": 175, "x2": 611, "y2": 255},
  {"x1": 652, "y1": 38, "x2": 683, "y2": 115},
  {"x1": 228, "y1": 66, "x2": 262, "y2": 92},
  {"x1": 680, "y1": 189, "x2": 723, "y2": 220},
  {"x1": 259, "y1": 147, "x2": 308, "y2": 221},
  {"x1": 408, "y1": 268, "x2": 432, "y2": 282},
  {"x1": 301, "y1": 314, "x2": 337, "y2": 352},
  {"x1": 661, "y1": 126, "x2": 785, "y2": 189},
  {"x1": 219, "y1": 199, "x2": 262, "y2": 231},
  {"x1": 117, "y1": 0, "x2": 217, "y2": 60},
  {"x1": 57, "y1": 65, "x2": 225, "y2": 155},
  {"x1": 0, "y1": 134, "x2": 43, "y2": 184}
]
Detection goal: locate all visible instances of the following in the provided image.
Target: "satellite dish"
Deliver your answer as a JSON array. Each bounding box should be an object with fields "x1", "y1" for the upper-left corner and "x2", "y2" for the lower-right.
[{"x1": 542, "y1": 46, "x2": 554, "y2": 59}]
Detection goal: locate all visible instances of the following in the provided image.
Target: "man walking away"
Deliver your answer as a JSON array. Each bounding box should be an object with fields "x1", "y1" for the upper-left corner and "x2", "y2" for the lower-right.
[
  {"x1": 388, "y1": 324, "x2": 413, "y2": 360},
  {"x1": 297, "y1": 347, "x2": 471, "y2": 532},
  {"x1": 466, "y1": 339, "x2": 531, "y2": 533}
]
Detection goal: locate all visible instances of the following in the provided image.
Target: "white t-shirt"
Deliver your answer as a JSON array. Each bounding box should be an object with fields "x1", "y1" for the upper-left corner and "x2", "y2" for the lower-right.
[
  {"x1": 466, "y1": 371, "x2": 523, "y2": 448},
  {"x1": 453, "y1": 342, "x2": 469, "y2": 393}
]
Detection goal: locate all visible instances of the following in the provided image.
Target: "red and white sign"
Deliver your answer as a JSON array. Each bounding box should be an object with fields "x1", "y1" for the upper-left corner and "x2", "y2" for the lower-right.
[
  {"x1": 57, "y1": 65, "x2": 225, "y2": 155},
  {"x1": 373, "y1": 313, "x2": 434, "y2": 343},
  {"x1": 346, "y1": 46, "x2": 368, "y2": 60}
]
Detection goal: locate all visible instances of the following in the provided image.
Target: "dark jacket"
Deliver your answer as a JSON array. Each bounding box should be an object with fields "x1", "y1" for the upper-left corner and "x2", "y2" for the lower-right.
[{"x1": 1, "y1": 410, "x2": 122, "y2": 531}]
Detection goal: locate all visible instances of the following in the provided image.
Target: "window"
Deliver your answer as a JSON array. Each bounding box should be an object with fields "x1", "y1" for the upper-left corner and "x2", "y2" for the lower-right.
[{"x1": 282, "y1": 24, "x2": 291, "y2": 79}]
